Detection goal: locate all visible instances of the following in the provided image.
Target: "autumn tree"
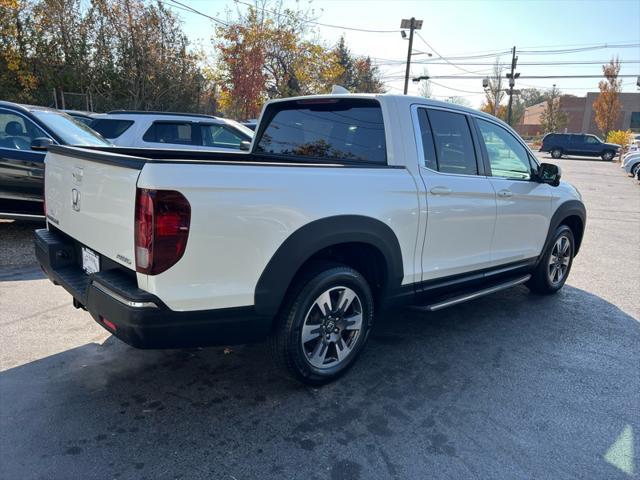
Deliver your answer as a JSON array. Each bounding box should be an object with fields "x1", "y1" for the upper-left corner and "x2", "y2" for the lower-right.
[
  {"x1": 480, "y1": 60, "x2": 506, "y2": 120},
  {"x1": 593, "y1": 57, "x2": 622, "y2": 136},
  {"x1": 539, "y1": 85, "x2": 568, "y2": 134},
  {"x1": 0, "y1": 0, "x2": 207, "y2": 112},
  {"x1": 215, "y1": 4, "x2": 383, "y2": 118}
]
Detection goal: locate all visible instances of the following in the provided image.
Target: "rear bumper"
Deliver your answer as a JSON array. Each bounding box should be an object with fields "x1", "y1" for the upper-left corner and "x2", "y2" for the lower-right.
[{"x1": 34, "y1": 228, "x2": 271, "y2": 349}]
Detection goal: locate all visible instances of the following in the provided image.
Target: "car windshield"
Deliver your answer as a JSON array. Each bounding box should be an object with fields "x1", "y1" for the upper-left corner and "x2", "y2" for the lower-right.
[{"x1": 31, "y1": 110, "x2": 110, "y2": 146}]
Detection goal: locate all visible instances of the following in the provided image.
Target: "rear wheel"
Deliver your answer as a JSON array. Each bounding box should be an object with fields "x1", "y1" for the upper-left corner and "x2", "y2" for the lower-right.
[
  {"x1": 527, "y1": 225, "x2": 575, "y2": 294},
  {"x1": 271, "y1": 263, "x2": 374, "y2": 385},
  {"x1": 631, "y1": 162, "x2": 640, "y2": 177},
  {"x1": 551, "y1": 148, "x2": 563, "y2": 159},
  {"x1": 601, "y1": 150, "x2": 615, "y2": 161}
]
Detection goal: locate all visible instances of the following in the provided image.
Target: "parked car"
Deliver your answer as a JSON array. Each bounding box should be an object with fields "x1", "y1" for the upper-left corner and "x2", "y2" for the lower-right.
[
  {"x1": 621, "y1": 151, "x2": 640, "y2": 177},
  {"x1": 35, "y1": 94, "x2": 585, "y2": 384},
  {"x1": 625, "y1": 133, "x2": 640, "y2": 155},
  {"x1": 0, "y1": 100, "x2": 110, "y2": 220},
  {"x1": 63, "y1": 110, "x2": 101, "y2": 126},
  {"x1": 540, "y1": 133, "x2": 619, "y2": 161},
  {"x1": 90, "y1": 111, "x2": 253, "y2": 151},
  {"x1": 241, "y1": 119, "x2": 258, "y2": 131}
]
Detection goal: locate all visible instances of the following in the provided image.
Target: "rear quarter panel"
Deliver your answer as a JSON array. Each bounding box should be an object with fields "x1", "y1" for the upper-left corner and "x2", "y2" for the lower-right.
[{"x1": 137, "y1": 162, "x2": 420, "y2": 311}]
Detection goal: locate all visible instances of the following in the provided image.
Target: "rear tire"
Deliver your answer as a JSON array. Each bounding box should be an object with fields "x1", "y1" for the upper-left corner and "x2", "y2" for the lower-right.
[
  {"x1": 270, "y1": 263, "x2": 374, "y2": 385},
  {"x1": 527, "y1": 225, "x2": 574, "y2": 294},
  {"x1": 551, "y1": 148, "x2": 563, "y2": 159},
  {"x1": 601, "y1": 150, "x2": 614, "y2": 161}
]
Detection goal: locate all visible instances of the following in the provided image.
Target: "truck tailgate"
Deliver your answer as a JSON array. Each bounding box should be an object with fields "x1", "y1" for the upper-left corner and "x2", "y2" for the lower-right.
[{"x1": 44, "y1": 146, "x2": 143, "y2": 270}]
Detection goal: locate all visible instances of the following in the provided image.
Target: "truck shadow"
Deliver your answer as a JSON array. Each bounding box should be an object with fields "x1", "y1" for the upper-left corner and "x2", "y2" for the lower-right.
[{"x1": 1, "y1": 285, "x2": 637, "y2": 480}]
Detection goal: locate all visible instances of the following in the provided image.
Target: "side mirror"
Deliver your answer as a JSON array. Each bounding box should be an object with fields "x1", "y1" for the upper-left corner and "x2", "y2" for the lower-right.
[
  {"x1": 31, "y1": 137, "x2": 53, "y2": 151},
  {"x1": 239, "y1": 140, "x2": 251, "y2": 151},
  {"x1": 537, "y1": 163, "x2": 562, "y2": 187}
]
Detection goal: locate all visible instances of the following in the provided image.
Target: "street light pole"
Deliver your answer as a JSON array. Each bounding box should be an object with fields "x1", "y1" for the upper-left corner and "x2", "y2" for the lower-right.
[{"x1": 401, "y1": 18, "x2": 423, "y2": 95}]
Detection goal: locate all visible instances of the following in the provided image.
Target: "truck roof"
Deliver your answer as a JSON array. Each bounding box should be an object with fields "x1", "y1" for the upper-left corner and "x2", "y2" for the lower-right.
[{"x1": 263, "y1": 93, "x2": 510, "y2": 130}]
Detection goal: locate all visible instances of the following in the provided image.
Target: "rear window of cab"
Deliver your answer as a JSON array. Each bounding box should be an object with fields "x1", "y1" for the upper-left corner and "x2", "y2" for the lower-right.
[{"x1": 255, "y1": 98, "x2": 386, "y2": 164}]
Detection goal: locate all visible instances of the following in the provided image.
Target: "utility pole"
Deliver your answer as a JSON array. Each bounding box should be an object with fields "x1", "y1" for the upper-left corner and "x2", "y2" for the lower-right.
[
  {"x1": 506, "y1": 46, "x2": 519, "y2": 126},
  {"x1": 401, "y1": 18, "x2": 423, "y2": 95}
]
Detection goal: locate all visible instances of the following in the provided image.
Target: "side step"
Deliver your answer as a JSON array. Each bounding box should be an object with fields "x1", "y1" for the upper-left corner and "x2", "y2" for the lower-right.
[{"x1": 414, "y1": 274, "x2": 531, "y2": 312}]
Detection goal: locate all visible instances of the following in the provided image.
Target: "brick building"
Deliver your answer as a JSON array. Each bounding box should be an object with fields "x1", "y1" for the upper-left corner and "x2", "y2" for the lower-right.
[{"x1": 516, "y1": 92, "x2": 640, "y2": 138}]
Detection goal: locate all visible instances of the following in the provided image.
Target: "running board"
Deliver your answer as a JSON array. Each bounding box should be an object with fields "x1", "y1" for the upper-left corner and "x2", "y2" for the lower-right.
[{"x1": 414, "y1": 274, "x2": 531, "y2": 312}]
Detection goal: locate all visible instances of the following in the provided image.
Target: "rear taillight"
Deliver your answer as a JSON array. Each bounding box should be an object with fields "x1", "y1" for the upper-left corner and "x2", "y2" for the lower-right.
[{"x1": 135, "y1": 188, "x2": 190, "y2": 275}]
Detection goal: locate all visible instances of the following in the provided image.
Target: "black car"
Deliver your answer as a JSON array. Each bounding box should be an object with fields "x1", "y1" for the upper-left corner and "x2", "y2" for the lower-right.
[
  {"x1": 0, "y1": 101, "x2": 110, "y2": 220},
  {"x1": 540, "y1": 133, "x2": 619, "y2": 161}
]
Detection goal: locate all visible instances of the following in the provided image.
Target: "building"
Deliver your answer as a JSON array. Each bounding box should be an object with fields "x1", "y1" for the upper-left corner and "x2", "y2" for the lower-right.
[{"x1": 516, "y1": 92, "x2": 640, "y2": 138}]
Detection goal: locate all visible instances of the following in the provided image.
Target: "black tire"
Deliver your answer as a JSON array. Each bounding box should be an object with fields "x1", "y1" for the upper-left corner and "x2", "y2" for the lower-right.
[
  {"x1": 526, "y1": 225, "x2": 575, "y2": 294},
  {"x1": 631, "y1": 162, "x2": 640, "y2": 177},
  {"x1": 551, "y1": 148, "x2": 563, "y2": 159},
  {"x1": 270, "y1": 262, "x2": 374, "y2": 385},
  {"x1": 601, "y1": 150, "x2": 615, "y2": 161}
]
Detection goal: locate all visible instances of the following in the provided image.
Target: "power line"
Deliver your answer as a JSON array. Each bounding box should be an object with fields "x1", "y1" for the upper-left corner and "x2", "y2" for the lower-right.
[
  {"x1": 168, "y1": 0, "x2": 228, "y2": 25},
  {"x1": 234, "y1": 0, "x2": 400, "y2": 33},
  {"x1": 414, "y1": 32, "x2": 481, "y2": 75},
  {"x1": 376, "y1": 60, "x2": 640, "y2": 66}
]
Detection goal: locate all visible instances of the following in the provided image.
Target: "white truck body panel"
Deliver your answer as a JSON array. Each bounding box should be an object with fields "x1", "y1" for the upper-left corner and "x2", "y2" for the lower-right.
[
  {"x1": 42, "y1": 93, "x2": 583, "y2": 315},
  {"x1": 137, "y1": 163, "x2": 420, "y2": 310}
]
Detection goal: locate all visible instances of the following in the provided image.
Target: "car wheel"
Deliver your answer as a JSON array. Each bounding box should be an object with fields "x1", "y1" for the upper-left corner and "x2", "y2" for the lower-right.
[
  {"x1": 631, "y1": 163, "x2": 640, "y2": 177},
  {"x1": 526, "y1": 225, "x2": 575, "y2": 295},
  {"x1": 601, "y1": 150, "x2": 614, "y2": 161},
  {"x1": 271, "y1": 262, "x2": 374, "y2": 385},
  {"x1": 551, "y1": 148, "x2": 563, "y2": 159}
]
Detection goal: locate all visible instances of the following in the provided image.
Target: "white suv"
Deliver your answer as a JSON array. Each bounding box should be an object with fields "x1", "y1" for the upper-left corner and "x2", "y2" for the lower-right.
[{"x1": 90, "y1": 111, "x2": 253, "y2": 151}]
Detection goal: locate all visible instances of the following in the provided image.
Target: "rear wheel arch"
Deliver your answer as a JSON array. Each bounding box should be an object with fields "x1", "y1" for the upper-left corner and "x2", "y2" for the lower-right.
[{"x1": 254, "y1": 215, "x2": 404, "y2": 318}]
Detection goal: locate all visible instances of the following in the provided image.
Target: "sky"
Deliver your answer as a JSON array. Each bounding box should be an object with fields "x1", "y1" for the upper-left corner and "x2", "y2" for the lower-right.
[{"x1": 164, "y1": 0, "x2": 640, "y2": 108}]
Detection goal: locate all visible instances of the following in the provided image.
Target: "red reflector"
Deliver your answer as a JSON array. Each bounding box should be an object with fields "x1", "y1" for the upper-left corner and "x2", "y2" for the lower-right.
[
  {"x1": 99, "y1": 316, "x2": 117, "y2": 331},
  {"x1": 134, "y1": 188, "x2": 190, "y2": 275}
]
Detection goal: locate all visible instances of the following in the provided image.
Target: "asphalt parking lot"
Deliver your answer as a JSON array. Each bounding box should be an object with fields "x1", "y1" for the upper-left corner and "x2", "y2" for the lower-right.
[{"x1": 1, "y1": 154, "x2": 638, "y2": 480}]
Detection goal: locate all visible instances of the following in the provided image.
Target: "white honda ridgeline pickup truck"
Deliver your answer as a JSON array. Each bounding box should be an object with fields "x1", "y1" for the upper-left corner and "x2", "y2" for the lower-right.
[{"x1": 35, "y1": 94, "x2": 586, "y2": 384}]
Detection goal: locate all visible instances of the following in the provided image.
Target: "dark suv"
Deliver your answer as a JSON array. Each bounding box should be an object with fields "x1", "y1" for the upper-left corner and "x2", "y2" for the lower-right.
[{"x1": 540, "y1": 133, "x2": 619, "y2": 161}]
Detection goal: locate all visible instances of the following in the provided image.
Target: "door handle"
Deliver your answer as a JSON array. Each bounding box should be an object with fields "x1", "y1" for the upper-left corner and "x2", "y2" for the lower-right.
[
  {"x1": 497, "y1": 189, "x2": 513, "y2": 198},
  {"x1": 430, "y1": 186, "x2": 452, "y2": 195}
]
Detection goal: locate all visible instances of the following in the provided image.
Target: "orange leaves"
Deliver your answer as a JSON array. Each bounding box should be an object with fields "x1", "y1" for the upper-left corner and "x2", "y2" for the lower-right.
[{"x1": 593, "y1": 57, "x2": 622, "y2": 136}]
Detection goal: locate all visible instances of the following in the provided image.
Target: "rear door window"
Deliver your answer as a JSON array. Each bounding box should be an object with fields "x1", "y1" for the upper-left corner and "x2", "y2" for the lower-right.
[
  {"x1": 426, "y1": 109, "x2": 478, "y2": 175},
  {"x1": 143, "y1": 122, "x2": 195, "y2": 145},
  {"x1": 256, "y1": 98, "x2": 386, "y2": 164},
  {"x1": 201, "y1": 124, "x2": 247, "y2": 148},
  {"x1": 91, "y1": 119, "x2": 134, "y2": 139}
]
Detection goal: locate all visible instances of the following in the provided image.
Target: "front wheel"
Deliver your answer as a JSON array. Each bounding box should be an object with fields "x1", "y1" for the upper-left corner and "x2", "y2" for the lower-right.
[
  {"x1": 631, "y1": 162, "x2": 640, "y2": 177},
  {"x1": 527, "y1": 225, "x2": 575, "y2": 294},
  {"x1": 601, "y1": 150, "x2": 615, "y2": 161},
  {"x1": 551, "y1": 148, "x2": 563, "y2": 159},
  {"x1": 271, "y1": 263, "x2": 374, "y2": 385}
]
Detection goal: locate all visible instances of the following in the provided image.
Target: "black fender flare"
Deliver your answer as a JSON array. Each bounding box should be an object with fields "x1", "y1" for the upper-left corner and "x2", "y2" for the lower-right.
[
  {"x1": 254, "y1": 215, "x2": 404, "y2": 317},
  {"x1": 539, "y1": 200, "x2": 586, "y2": 262}
]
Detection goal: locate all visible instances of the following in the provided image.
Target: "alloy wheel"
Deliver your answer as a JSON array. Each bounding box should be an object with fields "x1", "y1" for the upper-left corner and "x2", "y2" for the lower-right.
[
  {"x1": 301, "y1": 286, "x2": 363, "y2": 369},
  {"x1": 548, "y1": 235, "x2": 571, "y2": 285}
]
